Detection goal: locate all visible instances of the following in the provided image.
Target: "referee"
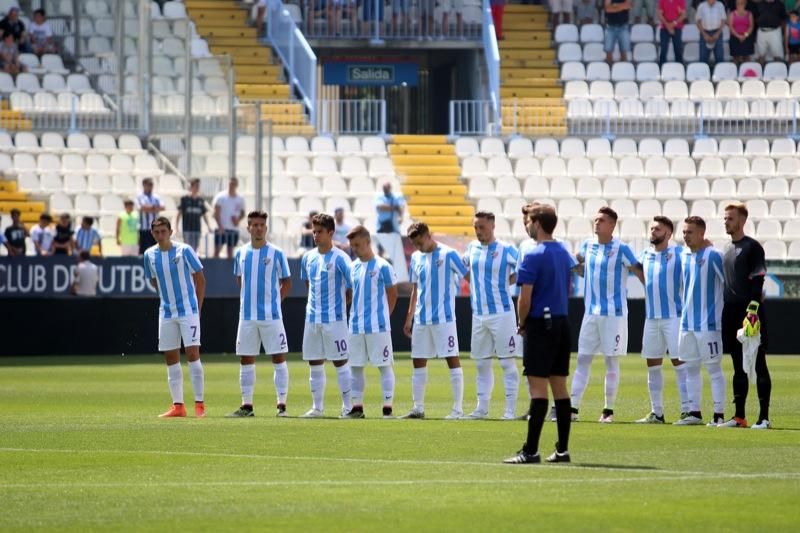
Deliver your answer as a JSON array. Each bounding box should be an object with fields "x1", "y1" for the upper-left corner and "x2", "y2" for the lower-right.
[
  {"x1": 505, "y1": 204, "x2": 576, "y2": 464},
  {"x1": 721, "y1": 203, "x2": 772, "y2": 429}
]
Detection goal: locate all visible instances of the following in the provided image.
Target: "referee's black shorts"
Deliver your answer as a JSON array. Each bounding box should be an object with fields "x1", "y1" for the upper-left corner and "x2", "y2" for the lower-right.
[{"x1": 523, "y1": 317, "x2": 571, "y2": 378}]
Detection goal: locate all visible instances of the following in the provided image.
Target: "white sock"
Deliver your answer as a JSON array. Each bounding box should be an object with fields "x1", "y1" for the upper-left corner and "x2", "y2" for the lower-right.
[
  {"x1": 474, "y1": 358, "x2": 493, "y2": 413},
  {"x1": 499, "y1": 357, "x2": 519, "y2": 416},
  {"x1": 351, "y1": 365, "x2": 365, "y2": 406},
  {"x1": 570, "y1": 353, "x2": 593, "y2": 409},
  {"x1": 379, "y1": 366, "x2": 395, "y2": 407},
  {"x1": 336, "y1": 362, "x2": 353, "y2": 411},
  {"x1": 188, "y1": 359, "x2": 204, "y2": 402},
  {"x1": 240, "y1": 363, "x2": 256, "y2": 406},
  {"x1": 705, "y1": 358, "x2": 726, "y2": 415},
  {"x1": 309, "y1": 365, "x2": 326, "y2": 411},
  {"x1": 167, "y1": 362, "x2": 183, "y2": 404},
  {"x1": 685, "y1": 360, "x2": 703, "y2": 413},
  {"x1": 273, "y1": 361, "x2": 288, "y2": 405},
  {"x1": 647, "y1": 364, "x2": 664, "y2": 417},
  {"x1": 604, "y1": 356, "x2": 620, "y2": 410},
  {"x1": 450, "y1": 367, "x2": 464, "y2": 413},
  {"x1": 673, "y1": 363, "x2": 690, "y2": 413},
  {"x1": 412, "y1": 366, "x2": 428, "y2": 411}
]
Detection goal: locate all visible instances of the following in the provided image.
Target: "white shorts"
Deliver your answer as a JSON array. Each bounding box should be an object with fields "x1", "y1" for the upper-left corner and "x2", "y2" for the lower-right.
[
  {"x1": 302, "y1": 321, "x2": 349, "y2": 361},
  {"x1": 411, "y1": 322, "x2": 459, "y2": 359},
  {"x1": 158, "y1": 314, "x2": 200, "y2": 352},
  {"x1": 349, "y1": 331, "x2": 393, "y2": 367},
  {"x1": 678, "y1": 330, "x2": 723, "y2": 363},
  {"x1": 641, "y1": 318, "x2": 680, "y2": 359},
  {"x1": 470, "y1": 311, "x2": 521, "y2": 359},
  {"x1": 578, "y1": 314, "x2": 628, "y2": 357},
  {"x1": 236, "y1": 319, "x2": 288, "y2": 356},
  {"x1": 548, "y1": 0, "x2": 574, "y2": 13},
  {"x1": 756, "y1": 28, "x2": 784, "y2": 60}
]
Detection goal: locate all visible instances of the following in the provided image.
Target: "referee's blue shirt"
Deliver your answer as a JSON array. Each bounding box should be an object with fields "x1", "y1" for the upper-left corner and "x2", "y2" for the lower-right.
[{"x1": 517, "y1": 241, "x2": 576, "y2": 318}]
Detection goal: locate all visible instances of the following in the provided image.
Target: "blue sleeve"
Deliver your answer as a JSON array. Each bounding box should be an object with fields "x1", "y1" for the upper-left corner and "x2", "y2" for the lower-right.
[
  {"x1": 506, "y1": 245, "x2": 519, "y2": 268},
  {"x1": 300, "y1": 254, "x2": 309, "y2": 281},
  {"x1": 143, "y1": 252, "x2": 154, "y2": 279},
  {"x1": 620, "y1": 243, "x2": 638, "y2": 266},
  {"x1": 409, "y1": 254, "x2": 418, "y2": 283},
  {"x1": 185, "y1": 246, "x2": 203, "y2": 273},
  {"x1": 278, "y1": 250, "x2": 291, "y2": 279},
  {"x1": 233, "y1": 249, "x2": 241, "y2": 276},
  {"x1": 338, "y1": 255, "x2": 352, "y2": 289},
  {"x1": 449, "y1": 250, "x2": 468, "y2": 278},
  {"x1": 381, "y1": 263, "x2": 395, "y2": 286},
  {"x1": 579, "y1": 239, "x2": 588, "y2": 258},
  {"x1": 711, "y1": 250, "x2": 725, "y2": 281},
  {"x1": 517, "y1": 254, "x2": 538, "y2": 286}
]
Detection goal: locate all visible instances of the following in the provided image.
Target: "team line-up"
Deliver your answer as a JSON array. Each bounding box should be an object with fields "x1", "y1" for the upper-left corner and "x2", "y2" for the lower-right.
[{"x1": 141, "y1": 202, "x2": 772, "y2": 441}]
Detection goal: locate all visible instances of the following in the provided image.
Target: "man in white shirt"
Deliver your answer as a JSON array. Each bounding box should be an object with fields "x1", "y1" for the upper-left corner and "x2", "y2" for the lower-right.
[
  {"x1": 29, "y1": 9, "x2": 56, "y2": 55},
  {"x1": 213, "y1": 177, "x2": 246, "y2": 259},
  {"x1": 71, "y1": 251, "x2": 99, "y2": 296},
  {"x1": 696, "y1": 0, "x2": 727, "y2": 64},
  {"x1": 30, "y1": 213, "x2": 54, "y2": 256},
  {"x1": 333, "y1": 207, "x2": 352, "y2": 254}
]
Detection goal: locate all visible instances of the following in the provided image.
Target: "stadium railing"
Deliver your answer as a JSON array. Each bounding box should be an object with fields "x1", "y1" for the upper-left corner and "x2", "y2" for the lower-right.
[
  {"x1": 481, "y1": 0, "x2": 500, "y2": 133},
  {"x1": 318, "y1": 99, "x2": 387, "y2": 136},
  {"x1": 449, "y1": 100, "x2": 496, "y2": 136}
]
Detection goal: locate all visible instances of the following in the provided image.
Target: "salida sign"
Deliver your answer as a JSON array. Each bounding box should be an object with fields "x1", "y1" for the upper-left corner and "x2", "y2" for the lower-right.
[{"x1": 347, "y1": 65, "x2": 394, "y2": 83}]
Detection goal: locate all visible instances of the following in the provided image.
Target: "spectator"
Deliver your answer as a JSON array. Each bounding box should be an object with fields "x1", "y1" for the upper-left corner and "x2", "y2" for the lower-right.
[
  {"x1": 696, "y1": 0, "x2": 727, "y2": 64},
  {"x1": 212, "y1": 177, "x2": 245, "y2": 258},
  {"x1": 491, "y1": 0, "x2": 506, "y2": 38},
  {"x1": 4, "y1": 208, "x2": 28, "y2": 256},
  {"x1": 333, "y1": 207, "x2": 352, "y2": 253},
  {"x1": 729, "y1": 0, "x2": 756, "y2": 64},
  {"x1": 633, "y1": 0, "x2": 657, "y2": 23},
  {"x1": 0, "y1": 30, "x2": 24, "y2": 75},
  {"x1": 255, "y1": 0, "x2": 267, "y2": 36},
  {"x1": 71, "y1": 251, "x2": 99, "y2": 297},
  {"x1": 391, "y1": 0, "x2": 410, "y2": 35},
  {"x1": 75, "y1": 216, "x2": 102, "y2": 256},
  {"x1": 0, "y1": 7, "x2": 29, "y2": 52},
  {"x1": 576, "y1": 0, "x2": 600, "y2": 24},
  {"x1": 136, "y1": 177, "x2": 164, "y2": 254},
  {"x1": 51, "y1": 213, "x2": 74, "y2": 255},
  {"x1": 28, "y1": 9, "x2": 56, "y2": 56},
  {"x1": 756, "y1": 0, "x2": 788, "y2": 61},
  {"x1": 658, "y1": 0, "x2": 687, "y2": 63},
  {"x1": 604, "y1": 0, "x2": 632, "y2": 63},
  {"x1": 117, "y1": 199, "x2": 140, "y2": 256},
  {"x1": 551, "y1": 0, "x2": 573, "y2": 27},
  {"x1": 299, "y1": 210, "x2": 317, "y2": 251},
  {"x1": 176, "y1": 178, "x2": 211, "y2": 252},
  {"x1": 442, "y1": 0, "x2": 464, "y2": 38},
  {"x1": 30, "y1": 213, "x2": 53, "y2": 256},
  {"x1": 375, "y1": 181, "x2": 405, "y2": 234},
  {"x1": 787, "y1": 10, "x2": 800, "y2": 60}
]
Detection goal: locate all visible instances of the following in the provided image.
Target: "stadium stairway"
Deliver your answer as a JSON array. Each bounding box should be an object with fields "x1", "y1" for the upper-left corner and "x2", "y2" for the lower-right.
[
  {"x1": 390, "y1": 135, "x2": 474, "y2": 237},
  {"x1": 499, "y1": 4, "x2": 567, "y2": 136},
  {"x1": 184, "y1": 0, "x2": 314, "y2": 135},
  {"x1": 0, "y1": 180, "x2": 45, "y2": 226},
  {"x1": 0, "y1": 99, "x2": 32, "y2": 131}
]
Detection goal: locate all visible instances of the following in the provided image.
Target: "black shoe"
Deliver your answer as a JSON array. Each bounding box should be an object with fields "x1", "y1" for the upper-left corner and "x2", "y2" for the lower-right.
[
  {"x1": 382, "y1": 406, "x2": 393, "y2": 418},
  {"x1": 503, "y1": 444, "x2": 541, "y2": 464},
  {"x1": 340, "y1": 405, "x2": 365, "y2": 419},
  {"x1": 545, "y1": 442, "x2": 571, "y2": 463},
  {"x1": 226, "y1": 405, "x2": 254, "y2": 418},
  {"x1": 276, "y1": 403, "x2": 287, "y2": 417}
]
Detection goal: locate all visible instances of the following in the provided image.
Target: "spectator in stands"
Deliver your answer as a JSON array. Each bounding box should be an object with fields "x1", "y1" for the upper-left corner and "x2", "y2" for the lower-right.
[
  {"x1": 30, "y1": 213, "x2": 53, "y2": 256},
  {"x1": 420, "y1": 0, "x2": 436, "y2": 36},
  {"x1": 491, "y1": 0, "x2": 505, "y2": 38},
  {"x1": 117, "y1": 199, "x2": 140, "y2": 257},
  {"x1": 551, "y1": 0, "x2": 573, "y2": 27},
  {"x1": 442, "y1": 0, "x2": 464, "y2": 38},
  {"x1": 696, "y1": 0, "x2": 727, "y2": 64},
  {"x1": 213, "y1": 177, "x2": 245, "y2": 258},
  {"x1": 633, "y1": 0, "x2": 657, "y2": 23},
  {"x1": 604, "y1": 0, "x2": 632, "y2": 63},
  {"x1": 75, "y1": 216, "x2": 102, "y2": 256},
  {"x1": 51, "y1": 213, "x2": 74, "y2": 256},
  {"x1": 0, "y1": 7, "x2": 29, "y2": 53},
  {"x1": 255, "y1": 0, "x2": 267, "y2": 37},
  {"x1": 729, "y1": 0, "x2": 756, "y2": 64},
  {"x1": 363, "y1": 0, "x2": 386, "y2": 36},
  {"x1": 787, "y1": 10, "x2": 800, "y2": 61},
  {"x1": 658, "y1": 0, "x2": 687, "y2": 63},
  {"x1": 375, "y1": 181, "x2": 405, "y2": 234},
  {"x1": 4, "y1": 208, "x2": 27, "y2": 256},
  {"x1": 299, "y1": 210, "x2": 317, "y2": 251},
  {"x1": 176, "y1": 178, "x2": 210, "y2": 252},
  {"x1": 28, "y1": 9, "x2": 56, "y2": 56},
  {"x1": 71, "y1": 251, "x2": 99, "y2": 297},
  {"x1": 333, "y1": 207, "x2": 352, "y2": 254},
  {"x1": 136, "y1": 178, "x2": 163, "y2": 255},
  {"x1": 391, "y1": 0, "x2": 410, "y2": 35},
  {"x1": 755, "y1": 0, "x2": 788, "y2": 61},
  {"x1": 576, "y1": 0, "x2": 599, "y2": 24},
  {"x1": 0, "y1": 30, "x2": 25, "y2": 75}
]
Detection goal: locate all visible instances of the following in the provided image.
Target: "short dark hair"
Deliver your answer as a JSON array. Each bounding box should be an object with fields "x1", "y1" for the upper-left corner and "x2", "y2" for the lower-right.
[
  {"x1": 724, "y1": 202, "x2": 748, "y2": 219},
  {"x1": 123, "y1": 199, "x2": 134, "y2": 206},
  {"x1": 684, "y1": 216, "x2": 706, "y2": 230},
  {"x1": 40, "y1": 213, "x2": 52, "y2": 223},
  {"x1": 189, "y1": 178, "x2": 200, "y2": 187},
  {"x1": 229, "y1": 177, "x2": 239, "y2": 185},
  {"x1": 82, "y1": 216, "x2": 94, "y2": 226},
  {"x1": 311, "y1": 213, "x2": 335, "y2": 232},
  {"x1": 79, "y1": 250, "x2": 90, "y2": 261},
  {"x1": 151, "y1": 216, "x2": 172, "y2": 230},
  {"x1": 142, "y1": 178, "x2": 153, "y2": 186},
  {"x1": 346, "y1": 225, "x2": 370, "y2": 240},
  {"x1": 530, "y1": 204, "x2": 558, "y2": 234},
  {"x1": 407, "y1": 222, "x2": 430, "y2": 240},
  {"x1": 247, "y1": 210, "x2": 268, "y2": 222},
  {"x1": 10, "y1": 208, "x2": 20, "y2": 217},
  {"x1": 652, "y1": 215, "x2": 674, "y2": 233},
  {"x1": 597, "y1": 206, "x2": 618, "y2": 222},
  {"x1": 474, "y1": 211, "x2": 495, "y2": 222},
  {"x1": 34, "y1": 8, "x2": 45, "y2": 17}
]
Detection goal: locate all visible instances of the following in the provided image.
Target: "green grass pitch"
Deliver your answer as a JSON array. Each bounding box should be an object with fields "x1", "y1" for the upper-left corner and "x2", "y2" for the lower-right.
[{"x1": 1, "y1": 354, "x2": 799, "y2": 532}]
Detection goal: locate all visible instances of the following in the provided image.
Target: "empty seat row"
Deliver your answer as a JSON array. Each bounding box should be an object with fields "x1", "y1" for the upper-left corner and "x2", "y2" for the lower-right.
[
  {"x1": 9, "y1": 92, "x2": 109, "y2": 113},
  {"x1": 48, "y1": 191, "x2": 179, "y2": 217},
  {"x1": 561, "y1": 61, "x2": 799, "y2": 83},
  {"x1": 555, "y1": 23, "x2": 710, "y2": 46},
  {"x1": 54, "y1": 0, "x2": 187, "y2": 19},
  {"x1": 18, "y1": 172, "x2": 182, "y2": 196},
  {"x1": 0, "y1": 132, "x2": 143, "y2": 154},
  {"x1": 0, "y1": 152, "x2": 161, "y2": 176},
  {"x1": 559, "y1": 42, "x2": 728, "y2": 64},
  {"x1": 564, "y1": 80, "x2": 800, "y2": 102},
  {"x1": 182, "y1": 154, "x2": 397, "y2": 180},
  {"x1": 0, "y1": 73, "x2": 92, "y2": 94},
  {"x1": 567, "y1": 98, "x2": 799, "y2": 120}
]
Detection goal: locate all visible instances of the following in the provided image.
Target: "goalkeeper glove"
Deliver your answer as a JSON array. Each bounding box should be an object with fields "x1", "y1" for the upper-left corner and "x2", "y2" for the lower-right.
[{"x1": 742, "y1": 300, "x2": 760, "y2": 337}]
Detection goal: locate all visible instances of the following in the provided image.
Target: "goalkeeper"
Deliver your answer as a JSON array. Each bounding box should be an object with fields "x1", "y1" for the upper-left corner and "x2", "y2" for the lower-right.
[{"x1": 721, "y1": 203, "x2": 772, "y2": 430}]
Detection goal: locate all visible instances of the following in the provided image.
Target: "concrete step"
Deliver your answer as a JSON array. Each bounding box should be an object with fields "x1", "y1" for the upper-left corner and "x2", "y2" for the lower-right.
[
  {"x1": 402, "y1": 184, "x2": 467, "y2": 196},
  {"x1": 391, "y1": 134, "x2": 447, "y2": 145},
  {"x1": 389, "y1": 144, "x2": 455, "y2": 156},
  {"x1": 392, "y1": 154, "x2": 458, "y2": 167}
]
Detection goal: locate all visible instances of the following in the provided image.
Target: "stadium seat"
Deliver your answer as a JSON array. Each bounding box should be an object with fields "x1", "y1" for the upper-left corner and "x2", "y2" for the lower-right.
[
  {"x1": 763, "y1": 240, "x2": 786, "y2": 260},
  {"x1": 592, "y1": 157, "x2": 618, "y2": 178},
  {"x1": 468, "y1": 177, "x2": 493, "y2": 198},
  {"x1": 636, "y1": 199, "x2": 661, "y2": 219},
  {"x1": 784, "y1": 219, "x2": 800, "y2": 240},
  {"x1": 542, "y1": 156, "x2": 567, "y2": 178},
  {"x1": 710, "y1": 178, "x2": 736, "y2": 200},
  {"x1": 611, "y1": 62, "x2": 635, "y2": 82},
  {"x1": 550, "y1": 177, "x2": 576, "y2": 199},
  {"x1": 655, "y1": 178, "x2": 682, "y2": 199},
  {"x1": 620, "y1": 156, "x2": 645, "y2": 178},
  {"x1": 580, "y1": 24, "x2": 604, "y2": 43},
  {"x1": 514, "y1": 156, "x2": 541, "y2": 178},
  {"x1": 507, "y1": 138, "x2": 534, "y2": 160},
  {"x1": 629, "y1": 178, "x2": 655, "y2": 199},
  {"x1": 603, "y1": 178, "x2": 629, "y2": 199},
  {"x1": 576, "y1": 177, "x2": 602, "y2": 198},
  {"x1": 560, "y1": 61, "x2": 587, "y2": 82},
  {"x1": 480, "y1": 138, "x2": 506, "y2": 158},
  {"x1": 737, "y1": 178, "x2": 762, "y2": 198},
  {"x1": 486, "y1": 156, "x2": 514, "y2": 179},
  {"x1": 664, "y1": 138, "x2": 690, "y2": 159},
  {"x1": 586, "y1": 61, "x2": 611, "y2": 82},
  {"x1": 686, "y1": 62, "x2": 711, "y2": 81},
  {"x1": 534, "y1": 138, "x2": 560, "y2": 158},
  {"x1": 495, "y1": 177, "x2": 521, "y2": 198},
  {"x1": 523, "y1": 176, "x2": 549, "y2": 197},
  {"x1": 763, "y1": 178, "x2": 790, "y2": 199},
  {"x1": 555, "y1": 24, "x2": 579, "y2": 43},
  {"x1": 455, "y1": 138, "x2": 480, "y2": 158},
  {"x1": 770, "y1": 199, "x2": 795, "y2": 221},
  {"x1": 561, "y1": 138, "x2": 586, "y2": 159},
  {"x1": 612, "y1": 138, "x2": 638, "y2": 159},
  {"x1": 663, "y1": 199, "x2": 688, "y2": 220}
]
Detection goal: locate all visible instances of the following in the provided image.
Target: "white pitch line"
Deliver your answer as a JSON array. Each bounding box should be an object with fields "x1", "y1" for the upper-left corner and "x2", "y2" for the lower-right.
[{"x1": 0, "y1": 447, "x2": 798, "y2": 481}]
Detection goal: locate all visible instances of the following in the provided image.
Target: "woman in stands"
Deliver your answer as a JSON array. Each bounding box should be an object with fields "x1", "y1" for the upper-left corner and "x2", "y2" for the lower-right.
[
  {"x1": 728, "y1": 0, "x2": 755, "y2": 65},
  {"x1": 0, "y1": 30, "x2": 25, "y2": 75}
]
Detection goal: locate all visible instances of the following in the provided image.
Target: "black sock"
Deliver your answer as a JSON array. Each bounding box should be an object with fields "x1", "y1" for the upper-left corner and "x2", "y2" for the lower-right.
[
  {"x1": 690, "y1": 410, "x2": 702, "y2": 419},
  {"x1": 756, "y1": 366, "x2": 772, "y2": 422},
  {"x1": 525, "y1": 398, "x2": 548, "y2": 455},
  {"x1": 554, "y1": 398, "x2": 572, "y2": 453},
  {"x1": 733, "y1": 373, "x2": 749, "y2": 419}
]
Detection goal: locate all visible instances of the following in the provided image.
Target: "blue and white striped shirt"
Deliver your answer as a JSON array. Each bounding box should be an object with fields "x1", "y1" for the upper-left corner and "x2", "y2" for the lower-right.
[
  {"x1": 143, "y1": 241, "x2": 203, "y2": 319},
  {"x1": 680, "y1": 246, "x2": 725, "y2": 332},
  {"x1": 75, "y1": 227, "x2": 101, "y2": 252},
  {"x1": 463, "y1": 240, "x2": 519, "y2": 316},
  {"x1": 580, "y1": 238, "x2": 639, "y2": 317},
  {"x1": 136, "y1": 192, "x2": 162, "y2": 229},
  {"x1": 350, "y1": 256, "x2": 396, "y2": 334},
  {"x1": 410, "y1": 244, "x2": 469, "y2": 325},
  {"x1": 641, "y1": 245, "x2": 683, "y2": 320},
  {"x1": 300, "y1": 247, "x2": 352, "y2": 324},
  {"x1": 234, "y1": 242, "x2": 290, "y2": 321}
]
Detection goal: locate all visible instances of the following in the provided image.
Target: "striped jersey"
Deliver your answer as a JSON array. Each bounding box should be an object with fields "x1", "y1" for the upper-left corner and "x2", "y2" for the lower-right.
[
  {"x1": 680, "y1": 246, "x2": 725, "y2": 332},
  {"x1": 300, "y1": 246, "x2": 352, "y2": 324},
  {"x1": 136, "y1": 192, "x2": 162, "y2": 229},
  {"x1": 143, "y1": 241, "x2": 203, "y2": 319},
  {"x1": 349, "y1": 256, "x2": 397, "y2": 334},
  {"x1": 75, "y1": 227, "x2": 101, "y2": 252},
  {"x1": 409, "y1": 243, "x2": 469, "y2": 325},
  {"x1": 580, "y1": 238, "x2": 639, "y2": 317},
  {"x1": 463, "y1": 240, "x2": 518, "y2": 316},
  {"x1": 640, "y1": 245, "x2": 683, "y2": 320},
  {"x1": 233, "y1": 242, "x2": 291, "y2": 321}
]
